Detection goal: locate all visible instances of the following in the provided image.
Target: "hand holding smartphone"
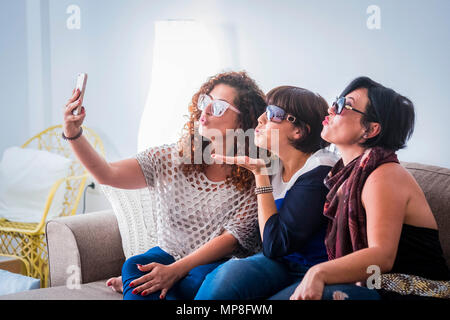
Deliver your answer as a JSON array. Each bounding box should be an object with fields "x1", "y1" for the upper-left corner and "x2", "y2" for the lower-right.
[{"x1": 73, "y1": 73, "x2": 88, "y2": 115}]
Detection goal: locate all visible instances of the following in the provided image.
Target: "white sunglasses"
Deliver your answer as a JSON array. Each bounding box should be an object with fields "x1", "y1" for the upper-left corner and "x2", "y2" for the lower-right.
[{"x1": 197, "y1": 94, "x2": 241, "y2": 117}]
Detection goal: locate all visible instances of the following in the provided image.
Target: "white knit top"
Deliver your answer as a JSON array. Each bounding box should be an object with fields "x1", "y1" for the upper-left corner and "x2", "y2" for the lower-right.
[{"x1": 134, "y1": 143, "x2": 261, "y2": 260}]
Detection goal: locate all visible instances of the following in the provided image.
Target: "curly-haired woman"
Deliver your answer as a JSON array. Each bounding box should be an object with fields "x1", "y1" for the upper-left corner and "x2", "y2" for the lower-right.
[{"x1": 62, "y1": 71, "x2": 267, "y2": 300}]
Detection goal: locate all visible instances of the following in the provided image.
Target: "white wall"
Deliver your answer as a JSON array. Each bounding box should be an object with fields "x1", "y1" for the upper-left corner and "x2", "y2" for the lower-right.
[
  {"x1": 0, "y1": 0, "x2": 29, "y2": 153},
  {"x1": 1, "y1": 0, "x2": 450, "y2": 212}
]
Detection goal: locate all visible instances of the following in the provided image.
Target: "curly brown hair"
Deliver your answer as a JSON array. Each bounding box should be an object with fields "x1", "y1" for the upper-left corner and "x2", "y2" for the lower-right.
[{"x1": 177, "y1": 71, "x2": 266, "y2": 191}]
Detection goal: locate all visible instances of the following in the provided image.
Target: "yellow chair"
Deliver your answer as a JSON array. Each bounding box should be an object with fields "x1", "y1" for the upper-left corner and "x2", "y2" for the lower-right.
[{"x1": 0, "y1": 125, "x2": 105, "y2": 287}]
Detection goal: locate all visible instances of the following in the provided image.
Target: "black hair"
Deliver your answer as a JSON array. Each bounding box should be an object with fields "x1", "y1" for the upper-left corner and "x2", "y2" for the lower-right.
[
  {"x1": 340, "y1": 76, "x2": 415, "y2": 151},
  {"x1": 266, "y1": 86, "x2": 330, "y2": 153}
]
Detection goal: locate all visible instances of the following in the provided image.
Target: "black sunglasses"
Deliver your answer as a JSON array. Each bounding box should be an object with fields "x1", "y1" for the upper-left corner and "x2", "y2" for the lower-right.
[{"x1": 332, "y1": 97, "x2": 367, "y2": 116}]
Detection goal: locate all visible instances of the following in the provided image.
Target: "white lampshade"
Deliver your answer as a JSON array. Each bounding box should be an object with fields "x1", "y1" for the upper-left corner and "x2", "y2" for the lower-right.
[{"x1": 138, "y1": 20, "x2": 238, "y2": 152}]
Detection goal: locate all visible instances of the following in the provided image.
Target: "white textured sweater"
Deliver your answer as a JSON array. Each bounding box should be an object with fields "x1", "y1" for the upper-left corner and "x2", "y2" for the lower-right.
[{"x1": 134, "y1": 143, "x2": 261, "y2": 260}]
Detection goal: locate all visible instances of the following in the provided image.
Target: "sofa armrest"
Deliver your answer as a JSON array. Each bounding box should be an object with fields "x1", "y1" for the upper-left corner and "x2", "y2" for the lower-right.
[{"x1": 46, "y1": 209, "x2": 125, "y2": 287}]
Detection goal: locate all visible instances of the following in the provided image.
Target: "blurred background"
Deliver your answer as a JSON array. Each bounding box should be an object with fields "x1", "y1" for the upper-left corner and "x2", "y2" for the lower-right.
[{"x1": 1, "y1": 0, "x2": 449, "y2": 213}]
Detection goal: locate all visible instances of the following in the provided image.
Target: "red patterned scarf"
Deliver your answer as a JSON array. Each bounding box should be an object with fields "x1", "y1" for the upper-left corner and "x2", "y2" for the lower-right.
[{"x1": 323, "y1": 147, "x2": 399, "y2": 260}]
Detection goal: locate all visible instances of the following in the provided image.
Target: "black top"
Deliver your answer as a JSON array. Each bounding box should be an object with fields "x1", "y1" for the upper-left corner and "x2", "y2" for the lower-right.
[
  {"x1": 390, "y1": 224, "x2": 450, "y2": 280},
  {"x1": 378, "y1": 224, "x2": 450, "y2": 300}
]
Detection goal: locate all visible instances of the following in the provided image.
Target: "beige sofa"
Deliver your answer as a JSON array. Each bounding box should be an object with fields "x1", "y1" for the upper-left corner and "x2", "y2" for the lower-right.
[{"x1": 1, "y1": 162, "x2": 449, "y2": 300}]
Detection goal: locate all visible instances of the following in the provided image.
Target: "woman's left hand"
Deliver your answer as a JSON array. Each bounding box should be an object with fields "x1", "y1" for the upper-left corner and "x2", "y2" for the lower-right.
[
  {"x1": 211, "y1": 154, "x2": 268, "y2": 175},
  {"x1": 129, "y1": 263, "x2": 184, "y2": 299},
  {"x1": 290, "y1": 266, "x2": 325, "y2": 300}
]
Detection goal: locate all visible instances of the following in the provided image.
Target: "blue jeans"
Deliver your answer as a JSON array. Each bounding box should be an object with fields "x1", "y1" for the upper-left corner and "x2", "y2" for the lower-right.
[
  {"x1": 268, "y1": 281, "x2": 381, "y2": 300},
  {"x1": 121, "y1": 246, "x2": 225, "y2": 300},
  {"x1": 194, "y1": 252, "x2": 309, "y2": 300}
]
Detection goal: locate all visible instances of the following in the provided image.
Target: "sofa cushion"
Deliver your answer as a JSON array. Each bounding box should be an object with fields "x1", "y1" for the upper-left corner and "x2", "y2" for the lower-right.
[
  {"x1": 0, "y1": 146, "x2": 72, "y2": 223},
  {"x1": 0, "y1": 280, "x2": 122, "y2": 300},
  {"x1": 0, "y1": 269, "x2": 40, "y2": 296},
  {"x1": 402, "y1": 162, "x2": 450, "y2": 268}
]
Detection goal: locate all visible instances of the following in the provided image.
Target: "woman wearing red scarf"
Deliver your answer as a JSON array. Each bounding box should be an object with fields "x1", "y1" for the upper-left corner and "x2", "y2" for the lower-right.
[{"x1": 270, "y1": 77, "x2": 450, "y2": 300}]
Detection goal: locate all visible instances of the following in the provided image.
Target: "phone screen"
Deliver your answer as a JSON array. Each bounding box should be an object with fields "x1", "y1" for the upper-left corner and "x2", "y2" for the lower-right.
[{"x1": 73, "y1": 73, "x2": 88, "y2": 115}]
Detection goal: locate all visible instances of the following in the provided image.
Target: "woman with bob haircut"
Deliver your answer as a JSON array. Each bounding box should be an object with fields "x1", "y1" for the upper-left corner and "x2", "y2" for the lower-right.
[
  {"x1": 270, "y1": 76, "x2": 450, "y2": 300},
  {"x1": 194, "y1": 86, "x2": 339, "y2": 300},
  {"x1": 63, "y1": 71, "x2": 267, "y2": 300}
]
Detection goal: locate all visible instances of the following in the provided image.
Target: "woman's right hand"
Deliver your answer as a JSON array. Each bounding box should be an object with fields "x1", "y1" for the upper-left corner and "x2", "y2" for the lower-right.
[{"x1": 63, "y1": 88, "x2": 86, "y2": 138}]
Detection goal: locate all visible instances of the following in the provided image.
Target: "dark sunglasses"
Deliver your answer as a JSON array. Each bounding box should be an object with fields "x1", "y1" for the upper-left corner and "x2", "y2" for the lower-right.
[
  {"x1": 266, "y1": 105, "x2": 297, "y2": 123},
  {"x1": 332, "y1": 97, "x2": 367, "y2": 116}
]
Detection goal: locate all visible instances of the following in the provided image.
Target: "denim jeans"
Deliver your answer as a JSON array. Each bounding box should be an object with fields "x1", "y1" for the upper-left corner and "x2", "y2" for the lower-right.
[
  {"x1": 194, "y1": 252, "x2": 309, "y2": 300},
  {"x1": 121, "y1": 246, "x2": 225, "y2": 300},
  {"x1": 268, "y1": 281, "x2": 381, "y2": 300}
]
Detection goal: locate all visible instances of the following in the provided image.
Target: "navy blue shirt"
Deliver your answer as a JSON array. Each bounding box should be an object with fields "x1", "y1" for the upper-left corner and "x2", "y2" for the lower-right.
[{"x1": 262, "y1": 165, "x2": 332, "y2": 267}]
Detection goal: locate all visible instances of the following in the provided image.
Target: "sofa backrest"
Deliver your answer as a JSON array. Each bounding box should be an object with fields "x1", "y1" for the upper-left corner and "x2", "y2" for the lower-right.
[{"x1": 402, "y1": 162, "x2": 450, "y2": 268}]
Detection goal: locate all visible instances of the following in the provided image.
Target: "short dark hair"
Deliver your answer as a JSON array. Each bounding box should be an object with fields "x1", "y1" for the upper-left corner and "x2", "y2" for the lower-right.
[
  {"x1": 340, "y1": 76, "x2": 415, "y2": 151},
  {"x1": 266, "y1": 86, "x2": 330, "y2": 154}
]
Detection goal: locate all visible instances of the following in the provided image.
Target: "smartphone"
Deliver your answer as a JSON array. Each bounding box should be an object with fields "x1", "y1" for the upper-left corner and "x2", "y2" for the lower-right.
[{"x1": 73, "y1": 73, "x2": 88, "y2": 115}]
